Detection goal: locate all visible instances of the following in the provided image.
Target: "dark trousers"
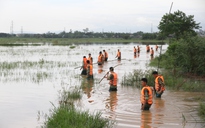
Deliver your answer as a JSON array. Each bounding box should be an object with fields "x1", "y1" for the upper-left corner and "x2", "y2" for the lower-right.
[{"x1": 142, "y1": 104, "x2": 151, "y2": 110}]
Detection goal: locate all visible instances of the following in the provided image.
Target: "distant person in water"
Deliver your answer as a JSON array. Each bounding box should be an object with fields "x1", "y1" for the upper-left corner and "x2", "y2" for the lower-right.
[
  {"x1": 146, "y1": 45, "x2": 150, "y2": 53},
  {"x1": 97, "y1": 51, "x2": 104, "y2": 65},
  {"x1": 87, "y1": 53, "x2": 93, "y2": 65},
  {"x1": 152, "y1": 71, "x2": 165, "y2": 98},
  {"x1": 134, "y1": 46, "x2": 137, "y2": 55},
  {"x1": 103, "y1": 50, "x2": 108, "y2": 62},
  {"x1": 81, "y1": 56, "x2": 87, "y2": 75},
  {"x1": 116, "y1": 49, "x2": 121, "y2": 60},
  {"x1": 86, "y1": 60, "x2": 93, "y2": 80},
  {"x1": 137, "y1": 45, "x2": 140, "y2": 53},
  {"x1": 150, "y1": 47, "x2": 154, "y2": 58},
  {"x1": 155, "y1": 45, "x2": 158, "y2": 51},
  {"x1": 140, "y1": 78, "x2": 153, "y2": 110}
]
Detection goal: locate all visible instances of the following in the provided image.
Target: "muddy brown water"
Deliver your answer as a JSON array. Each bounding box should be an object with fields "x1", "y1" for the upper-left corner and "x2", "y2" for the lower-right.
[{"x1": 0, "y1": 43, "x2": 204, "y2": 128}]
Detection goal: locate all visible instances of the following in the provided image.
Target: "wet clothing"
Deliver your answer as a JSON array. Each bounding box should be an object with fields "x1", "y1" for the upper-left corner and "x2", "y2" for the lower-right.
[
  {"x1": 81, "y1": 58, "x2": 87, "y2": 75},
  {"x1": 108, "y1": 72, "x2": 118, "y2": 91},
  {"x1": 156, "y1": 45, "x2": 158, "y2": 51},
  {"x1": 150, "y1": 49, "x2": 154, "y2": 57},
  {"x1": 154, "y1": 75, "x2": 165, "y2": 98},
  {"x1": 146, "y1": 46, "x2": 150, "y2": 53},
  {"x1": 116, "y1": 51, "x2": 121, "y2": 60},
  {"x1": 134, "y1": 47, "x2": 137, "y2": 55},
  {"x1": 87, "y1": 64, "x2": 93, "y2": 80},
  {"x1": 104, "y1": 51, "x2": 108, "y2": 61},
  {"x1": 141, "y1": 86, "x2": 153, "y2": 110},
  {"x1": 98, "y1": 54, "x2": 104, "y2": 65},
  {"x1": 137, "y1": 46, "x2": 140, "y2": 53},
  {"x1": 87, "y1": 56, "x2": 93, "y2": 65}
]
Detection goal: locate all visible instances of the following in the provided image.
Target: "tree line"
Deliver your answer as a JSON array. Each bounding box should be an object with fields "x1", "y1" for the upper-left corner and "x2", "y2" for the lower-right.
[{"x1": 0, "y1": 31, "x2": 166, "y2": 40}]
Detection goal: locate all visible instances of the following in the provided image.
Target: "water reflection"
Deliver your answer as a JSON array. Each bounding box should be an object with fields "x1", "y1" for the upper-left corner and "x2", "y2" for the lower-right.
[
  {"x1": 98, "y1": 65, "x2": 103, "y2": 74},
  {"x1": 154, "y1": 98, "x2": 165, "y2": 125},
  {"x1": 81, "y1": 78, "x2": 94, "y2": 99},
  {"x1": 105, "y1": 92, "x2": 118, "y2": 111},
  {"x1": 141, "y1": 111, "x2": 152, "y2": 128}
]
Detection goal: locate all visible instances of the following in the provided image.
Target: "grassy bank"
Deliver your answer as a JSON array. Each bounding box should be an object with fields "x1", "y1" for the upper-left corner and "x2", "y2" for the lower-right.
[
  {"x1": 0, "y1": 37, "x2": 167, "y2": 45},
  {"x1": 149, "y1": 55, "x2": 205, "y2": 120},
  {"x1": 43, "y1": 87, "x2": 114, "y2": 128}
]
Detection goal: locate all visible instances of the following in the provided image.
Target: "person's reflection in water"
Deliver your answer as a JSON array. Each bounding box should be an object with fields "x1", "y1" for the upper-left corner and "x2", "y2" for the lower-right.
[
  {"x1": 81, "y1": 78, "x2": 94, "y2": 99},
  {"x1": 141, "y1": 110, "x2": 152, "y2": 128},
  {"x1": 98, "y1": 65, "x2": 103, "y2": 74},
  {"x1": 134, "y1": 54, "x2": 137, "y2": 59},
  {"x1": 105, "y1": 91, "x2": 118, "y2": 119},
  {"x1": 154, "y1": 98, "x2": 165, "y2": 125}
]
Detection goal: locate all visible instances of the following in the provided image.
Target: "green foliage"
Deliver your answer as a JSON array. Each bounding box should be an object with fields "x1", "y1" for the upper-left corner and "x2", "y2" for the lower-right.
[
  {"x1": 142, "y1": 33, "x2": 157, "y2": 40},
  {"x1": 198, "y1": 103, "x2": 205, "y2": 120},
  {"x1": 121, "y1": 69, "x2": 154, "y2": 88},
  {"x1": 158, "y1": 10, "x2": 201, "y2": 40},
  {"x1": 44, "y1": 86, "x2": 114, "y2": 128},
  {"x1": 152, "y1": 36, "x2": 205, "y2": 75},
  {"x1": 44, "y1": 105, "x2": 114, "y2": 128}
]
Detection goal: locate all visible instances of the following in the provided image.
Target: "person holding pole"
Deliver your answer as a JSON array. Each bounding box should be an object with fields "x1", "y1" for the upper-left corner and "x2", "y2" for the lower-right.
[
  {"x1": 152, "y1": 71, "x2": 165, "y2": 98},
  {"x1": 104, "y1": 67, "x2": 118, "y2": 91}
]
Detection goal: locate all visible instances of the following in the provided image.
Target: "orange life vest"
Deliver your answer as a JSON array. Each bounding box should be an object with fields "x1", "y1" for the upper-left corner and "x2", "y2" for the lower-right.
[
  {"x1": 104, "y1": 52, "x2": 108, "y2": 58},
  {"x1": 146, "y1": 46, "x2": 150, "y2": 51},
  {"x1": 109, "y1": 72, "x2": 117, "y2": 86},
  {"x1": 87, "y1": 64, "x2": 93, "y2": 75},
  {"x1": 137, "y1": 47, "x2": 140, "y2": 52},
  {"x1": 141, "y1": 86, "x2": 153, "y2": 104},
  {"x1": 155, "y1": 75, "x2": 165, "y2": 92},
  {"x1": 87, "y1": 57, "x2": 93, "y2": 65},
  {"x1": 98, "y1": 54, "x2": 103, "y2": 63},
  {"x1": 117, "y1": 51, "x2": 121, "y2": 57},
  {"x1": 151, "y1": 49, "x2": 154, "y2": 55},
  {"x1": 83, "y1": 58, "x2": 87, "y2": 69},
  {"x1": 134, "y1": 48, "x2": 137, "y2": 53}
]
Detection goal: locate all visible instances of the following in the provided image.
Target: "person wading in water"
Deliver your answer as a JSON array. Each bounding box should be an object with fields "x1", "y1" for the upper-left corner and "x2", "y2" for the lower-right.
[
  {"x1": 103, "y1": 50, "x2": 108, "y2": 62},
  {"x1": 86, "y1": 60, "x2": 93, "y2": 80},
  {"x1": 152, "y1": 71, "x2": 165, "y2": 98},
  {"x1": 115, "y1": 49, "x2": 121, "y2": 60},
  {"x1": 104, "y1": 67, "x2": 118, "y2": 91},
  {"x1": 140, "y1": 78, "x2": 153, "y2": 110},
  {"x1": 80, "y1": 56, "x2": 87, "y2": 75}
]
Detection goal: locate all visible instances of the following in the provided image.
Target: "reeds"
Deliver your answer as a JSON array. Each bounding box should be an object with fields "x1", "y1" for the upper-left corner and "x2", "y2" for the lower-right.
[
  {"x1": 43, "y1": 86, "x2": 114, "y2": 128},
  {"x1": 121, "y1": 69, "x2": 154, "y2": 88}
]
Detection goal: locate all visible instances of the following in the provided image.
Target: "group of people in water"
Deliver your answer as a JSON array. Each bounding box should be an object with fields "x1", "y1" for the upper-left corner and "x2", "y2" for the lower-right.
[{"x1": 79, "y1": 45, "x2": 163, "y2": 110}]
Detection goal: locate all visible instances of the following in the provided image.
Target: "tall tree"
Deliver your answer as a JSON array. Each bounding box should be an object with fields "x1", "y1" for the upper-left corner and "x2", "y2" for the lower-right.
[{"x1": 158, "y1": 10, "x2": 201, "y2": 40}]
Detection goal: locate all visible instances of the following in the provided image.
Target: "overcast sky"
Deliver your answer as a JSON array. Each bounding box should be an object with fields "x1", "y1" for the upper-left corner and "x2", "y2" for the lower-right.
[{"x1": 0, "y1": 0, "x2": 204, "y2": 34}]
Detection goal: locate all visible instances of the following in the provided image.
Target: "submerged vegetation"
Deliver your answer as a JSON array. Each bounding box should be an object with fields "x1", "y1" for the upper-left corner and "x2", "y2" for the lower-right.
[{"x1": 43, "y1": 87, "x2": 114, "y2": 128}]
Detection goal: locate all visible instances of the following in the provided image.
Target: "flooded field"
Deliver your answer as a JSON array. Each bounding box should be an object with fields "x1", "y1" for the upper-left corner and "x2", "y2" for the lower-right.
[{"x1": 0, "y1": 43, "x2": 204, "y2": 128}]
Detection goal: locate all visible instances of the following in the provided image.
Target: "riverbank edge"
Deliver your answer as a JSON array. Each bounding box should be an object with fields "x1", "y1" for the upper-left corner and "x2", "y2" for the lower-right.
[
  {"x1": 0, "y1": 37, "x2": 167, "y2": 45},
  {"x1": 149, "y1": 56, "x2": 205, "y2": 121}
]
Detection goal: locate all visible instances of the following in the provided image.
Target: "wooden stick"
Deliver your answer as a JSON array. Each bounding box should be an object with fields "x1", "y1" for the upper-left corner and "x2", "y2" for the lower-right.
[{"x1": 98, "y1": 63, "x2": 122, "y2": 83}]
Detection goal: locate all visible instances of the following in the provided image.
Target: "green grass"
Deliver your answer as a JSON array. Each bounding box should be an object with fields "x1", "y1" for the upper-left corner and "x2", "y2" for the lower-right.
[
  {"x1": 0, "y1": 37, "x2": 168, "y2": 45},
  {"x1": 43, "y1": 86, "x2": 114, "y2": 128},
  {"x1": 121, "y1": 69, "x2": 154, "y2": 88},
  {"x1": 44, "y1": 105, "x2": 114, "y2": 128}
]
